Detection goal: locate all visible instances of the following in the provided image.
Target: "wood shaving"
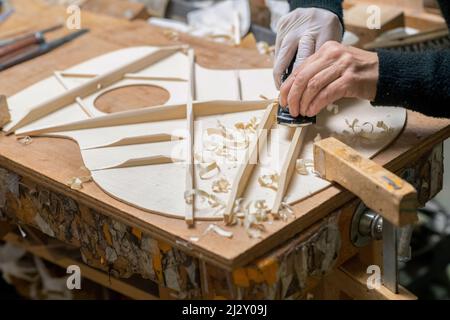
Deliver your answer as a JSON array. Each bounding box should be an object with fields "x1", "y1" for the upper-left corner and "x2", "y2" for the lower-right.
[
  {"x1": 333, "y1": 118, "x2": 395, "y2": 147},
  {"x1": 345, "y1": 119, "x2": 374, "y2": 139},
  {"x1": 256, "y1": 41, "x2": 274, "y2": 55},
  {"x1": 314, "y1": 133, "x2": 322, "y2": 142},
  {"x1": 279, "y1": 202, "x2": 295, "y2": 222},
  {"x1": 246, "y1": 227, "x2": 263, "y2": 239},
  {"x1": 65, "y1": 175, "x2": 92, "y2": 190},
  {"x1": 203, "y1": 224, "x2": 233, "y2": 239},
  {"x1": 194, "y1": 152, "x2": 213, "y2": 163},
  {"x1": 198, "y1": 161, "x2": 220, "y2": 180},
  {"x1": 189, "y1": 236, "x2": 200, "y2": 242},
  {"x1": 203, "y1": 118, "x2": 259, "y2": 163},
  {"x1": 234, "y1": 117, "x2": 260, "y2": 133},
  {"x1": 258, "y1": 173, "x2": 279, "y2": 191},
  {"x1": 326, "y1": 104, "x2": 339, "y2": 114},
  {"x1": 18, "y1": 136, "x2": 33, "y2": 145},
  {"x1": 247, "y1": 200, "x2": 270, "y2": 222},
  {"x1": 243, "y1": 204, "x2": 267, "y2": 239},
  {"x1": 214, "y1": 146, "x2": 238, "y2": 161},
  {"x1": 376, "y1": 120, "x2": 394, "y2": 134},
  {"x1": 225, "y1": 199, "x2": 269, "y2": 238},
  {"x1": 195, "y1": 153, "x2": 221, "y2": 180},
  {"x1": 163, "y1": 29, "x2": 180, "y2": 41},
  {"x1": 184, "y1": 189, "x2": 225, "y2": 212},
  {"x1": 295, "y1": 159, "x2": 314, "y2": 175},
  {"x1": 212, "y1": 177, "x2": 231, "y2": 193}
]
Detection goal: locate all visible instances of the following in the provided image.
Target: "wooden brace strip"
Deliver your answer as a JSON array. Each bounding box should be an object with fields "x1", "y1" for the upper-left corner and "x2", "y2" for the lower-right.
[
  {"x1": 83, "y1": 134, "x2": 183, "y2": 150},
  {"x1": 91, "y1": 155, "x2": 183, "y2": 171},
  {"x1": 58, "y1": 71, "x2": 188, "y2": 82},
  {"x1": 224, "y1": 102, "x2": 278, "y2": 217},
  {"x1": 185, "y1": 48, "x2": 195, "y2": 226},
  {"x1": 17, "y1": 100, "x2": 272, "y2": 137},
  {"x1": 314, "y1": 137, "x2": 418, "y2": 226},
  {"x1": 271, "y1": 126, "x2": 308, "y2": 215}
]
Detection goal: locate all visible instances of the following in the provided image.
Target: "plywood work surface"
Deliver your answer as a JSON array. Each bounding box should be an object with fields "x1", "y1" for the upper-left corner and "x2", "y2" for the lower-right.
[{"x1": 1, "y1": 0, "x2": 450, "y2": 269}]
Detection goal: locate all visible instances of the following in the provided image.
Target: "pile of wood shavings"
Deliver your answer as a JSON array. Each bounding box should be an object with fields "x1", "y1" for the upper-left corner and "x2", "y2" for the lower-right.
[
  {"x1": 203, "y1": 118, "x2": 260, "y2": 162},
  {"x1": 224, "y1": 199, "x2": 272, "y2": 239},
  {"x1": 332, "y1": 118, "x2": 395, "y2": 147}
]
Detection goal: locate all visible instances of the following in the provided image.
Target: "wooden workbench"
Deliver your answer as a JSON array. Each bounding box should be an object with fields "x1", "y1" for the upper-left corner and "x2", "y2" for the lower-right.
[{"x1": 1, "y1": 0, "x2": 449, "y2": 299}]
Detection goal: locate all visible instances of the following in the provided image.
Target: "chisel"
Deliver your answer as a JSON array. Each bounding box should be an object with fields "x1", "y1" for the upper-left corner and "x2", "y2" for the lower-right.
[{"x1": 0, "y1": 29, "x2": 89, "y2": 71}]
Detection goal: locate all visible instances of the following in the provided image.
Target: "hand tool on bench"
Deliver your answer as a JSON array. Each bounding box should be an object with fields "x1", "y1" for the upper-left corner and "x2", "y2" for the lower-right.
[
  {"x1": 314, "y1": 137, "x2": 418, "y2": 293},
  {"x1": 0, "y1": 29, "x2": 89, "y2": 71},
  {"x1": 0, "y1": 24, "x2": 63, "y2": 59}
]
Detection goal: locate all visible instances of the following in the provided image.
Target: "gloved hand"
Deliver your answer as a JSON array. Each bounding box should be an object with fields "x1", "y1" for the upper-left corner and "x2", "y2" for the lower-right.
[
  {"x1": 279, "y1": 41, "x2": 379, "y2": 117},
  {"x1": 273, "y1": 7, "x2": 343, "y2": 89}
]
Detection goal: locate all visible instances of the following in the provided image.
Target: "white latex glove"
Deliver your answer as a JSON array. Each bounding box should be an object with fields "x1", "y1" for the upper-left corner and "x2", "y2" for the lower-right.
[{"x1": 273, "y1": 7, "x2": 343, "y2": 89}]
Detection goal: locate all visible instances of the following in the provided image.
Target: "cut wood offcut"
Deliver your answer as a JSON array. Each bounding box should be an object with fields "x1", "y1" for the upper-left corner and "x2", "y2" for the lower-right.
[{"x1": 2, "y1": 46, "x2": 408, "y2": 221}]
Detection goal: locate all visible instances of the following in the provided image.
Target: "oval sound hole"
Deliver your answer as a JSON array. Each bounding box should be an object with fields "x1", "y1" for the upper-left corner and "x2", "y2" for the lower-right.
[{"x1": 94, "y1": 85, "x2": 170, "y2": 113}]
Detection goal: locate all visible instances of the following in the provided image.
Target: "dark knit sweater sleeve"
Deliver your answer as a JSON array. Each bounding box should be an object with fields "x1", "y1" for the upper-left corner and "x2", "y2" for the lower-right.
[
  {"x1": 437, "y1": 0, "x2": 450, "y2": 29},
  {"x1": 288, "y1": 0, "x2": 344, "y2": 29},
  {"x1": 372, "y1": 50, "x2": 450, "y2": 118},
  {"x1": 371, "y1": 0, "x2": 450, "y2": 118}
]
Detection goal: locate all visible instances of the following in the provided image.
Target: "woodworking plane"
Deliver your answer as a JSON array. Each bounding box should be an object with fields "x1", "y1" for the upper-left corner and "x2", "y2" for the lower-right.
[{"x1": 277, "y1": 54, "x2": 316, "y2": 127}]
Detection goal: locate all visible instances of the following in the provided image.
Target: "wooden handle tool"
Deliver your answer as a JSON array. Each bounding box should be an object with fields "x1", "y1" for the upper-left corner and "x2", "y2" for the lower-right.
[
  {"x1": 314, "y1": 137, "x2": 418, "y2": 226},
  {"x1": 0, "y1": 32, "x2": 44, "y2": 58}
]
